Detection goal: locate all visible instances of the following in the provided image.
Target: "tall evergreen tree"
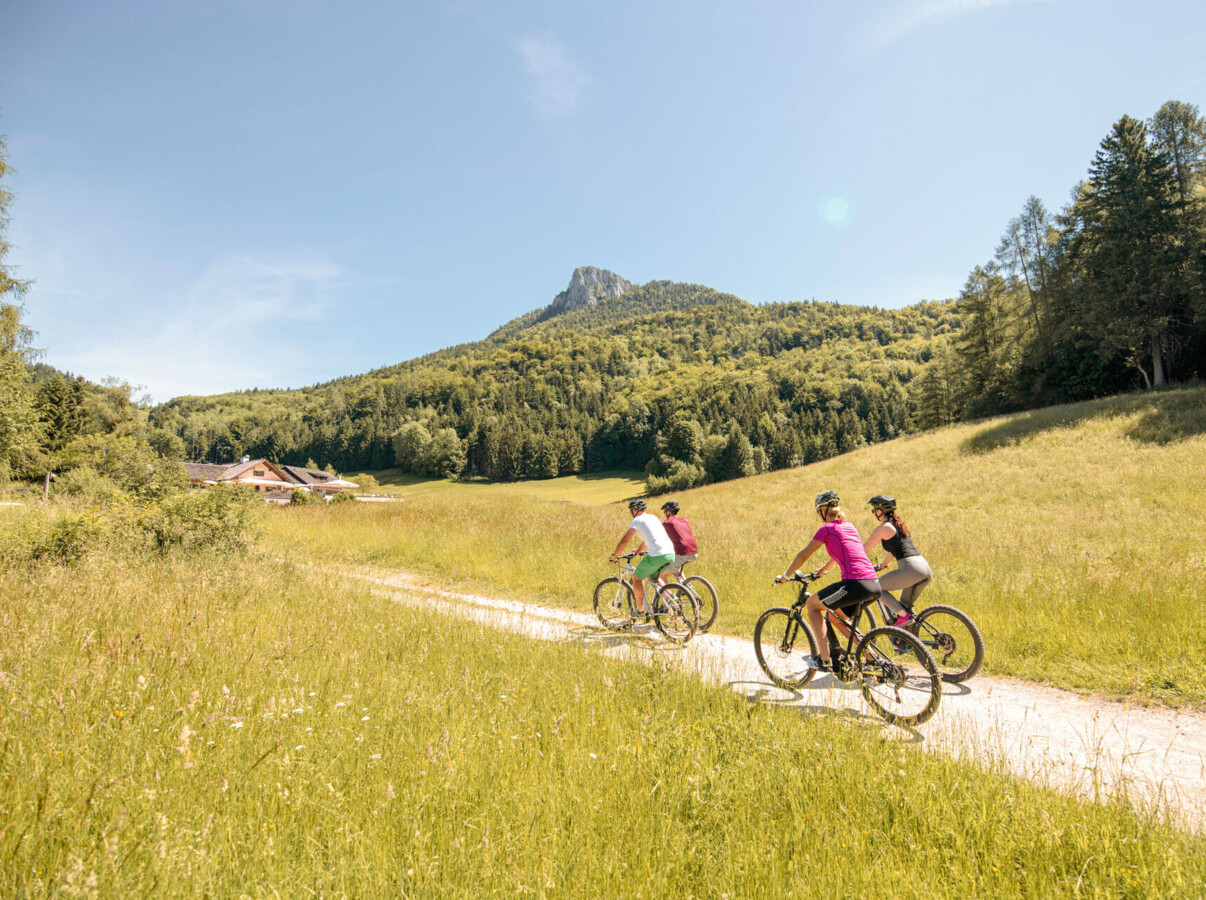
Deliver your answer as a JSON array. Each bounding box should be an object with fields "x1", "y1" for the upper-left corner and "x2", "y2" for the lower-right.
[{"x1": 1068, "y1": 115, "x2": 1184, "y2": 387}]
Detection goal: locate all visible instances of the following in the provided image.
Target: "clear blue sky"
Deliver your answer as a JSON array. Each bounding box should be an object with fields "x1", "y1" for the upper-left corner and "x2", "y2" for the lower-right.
[{"x1": 4, "y1": 0, "x2": 1205, "y2": 402}]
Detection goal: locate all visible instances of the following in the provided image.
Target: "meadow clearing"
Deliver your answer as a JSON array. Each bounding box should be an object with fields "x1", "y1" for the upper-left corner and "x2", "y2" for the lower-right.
[
  {"x1": 2, "y1": 387, "x2": 1205, "y2": 895},
  {"x1": 285, "y1": 385, "x2": 1206, "y2": 709}
]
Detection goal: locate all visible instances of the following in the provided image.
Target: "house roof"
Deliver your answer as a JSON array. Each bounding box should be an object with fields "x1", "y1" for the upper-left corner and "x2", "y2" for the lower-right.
[
  {"x1": 279, "y1": 465, "x2": 338, "y2": 485},
  {"x1": 182, "y1": 459, "x2": 293, "y2": 484}
]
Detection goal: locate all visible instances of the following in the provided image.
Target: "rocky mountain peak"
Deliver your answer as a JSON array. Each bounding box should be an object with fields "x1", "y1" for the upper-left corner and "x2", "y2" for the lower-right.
[{"x1": 539, "y1": 267, "x2": 631, "y2": 321}]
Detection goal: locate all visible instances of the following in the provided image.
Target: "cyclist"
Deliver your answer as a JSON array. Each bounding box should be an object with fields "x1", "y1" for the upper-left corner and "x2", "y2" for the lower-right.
[
  {"x1": 609, "y1": 499, "x2": 677, "y2": 617},
  {"x1": 659, "y1": 500, "x2": 698, "y2": 579},
  {"x1": 864, "y1": 495, "x2": 933, "y2": 625},
  {"x1": 775, "y1": 490, "x2": 881, "y2": 672}
]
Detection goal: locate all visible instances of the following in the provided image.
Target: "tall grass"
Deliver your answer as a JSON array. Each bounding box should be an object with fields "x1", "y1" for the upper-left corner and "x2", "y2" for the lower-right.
[
  {"x1": 269, "y1": 386, "x2": 1206, "y2": 706},
  {"x1": 2, "y1": 552, "x2": 1203, "y2": 896}
]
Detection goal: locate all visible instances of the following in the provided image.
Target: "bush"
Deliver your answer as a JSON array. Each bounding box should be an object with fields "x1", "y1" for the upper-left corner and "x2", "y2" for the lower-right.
[
  {"x1": 291, "y1": 488, "x2": 319, "y2": 505},
  {"x1": 141, "y1": 487, "x2": 260, "y2": 552},
  {"x1": 56, "y1": 465, "x2": 124, "y2": 502},
  {"x1": 329, "y1": 490, "x2": 357, "y2": 504},
  {"x1": 4, "y1": 513, "x2": 103, "y2": 564}
]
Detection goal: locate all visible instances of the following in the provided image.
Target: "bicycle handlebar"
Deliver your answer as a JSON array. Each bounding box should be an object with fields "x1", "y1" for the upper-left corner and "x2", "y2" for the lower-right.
[{"x1": 772, "y1": 570, "x2": 821, "y2": 587}]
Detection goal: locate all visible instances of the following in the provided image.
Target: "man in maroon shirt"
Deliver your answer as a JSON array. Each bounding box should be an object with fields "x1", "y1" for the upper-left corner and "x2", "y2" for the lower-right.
[{"x1": 659, "y1": 500, "x2": 698, "y2": 578}]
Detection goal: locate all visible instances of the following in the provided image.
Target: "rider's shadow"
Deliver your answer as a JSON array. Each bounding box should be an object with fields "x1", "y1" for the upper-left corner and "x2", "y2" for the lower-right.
[{"x1": 731, "y1": 678, "x2": 927, "y2": 743}]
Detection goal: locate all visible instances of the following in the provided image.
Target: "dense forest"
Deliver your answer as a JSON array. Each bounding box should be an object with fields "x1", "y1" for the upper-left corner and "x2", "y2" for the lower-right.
[
  {"x1": 927, "y1": 100, "x2": 1206, "y2": 423},
  {"x1": 2, "y1": 101, "x2": 1204, "y2": 498},
  {"x1": 148, "y1": 290, "x2": 957, "y2": 491}
]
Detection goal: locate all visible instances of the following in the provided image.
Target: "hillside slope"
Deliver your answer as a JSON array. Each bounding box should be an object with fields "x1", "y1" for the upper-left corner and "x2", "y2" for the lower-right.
[{"x1": 270, "y1": 385, "x2": 1206, "y2": 706}]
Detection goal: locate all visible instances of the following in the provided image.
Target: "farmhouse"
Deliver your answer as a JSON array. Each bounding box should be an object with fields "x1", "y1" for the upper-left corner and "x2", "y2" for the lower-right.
[{"x1": 181, "y1": 458, "x2": 358, "y2": 502}]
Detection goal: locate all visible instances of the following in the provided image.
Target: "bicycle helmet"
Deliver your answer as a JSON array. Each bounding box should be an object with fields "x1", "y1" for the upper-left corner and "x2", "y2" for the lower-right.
[
  {"x1": 661, "y1": 501, "x2": 680, "y2": 515},
  {"x1": 628, "y1": 499, "x2": 646, "y2": 512},
  {"x1": 868, "y1": 495, "x2": 896, "y2": 513},
  {"x1": 814, "y1": 489, "x2": 840, "y2": 511}
]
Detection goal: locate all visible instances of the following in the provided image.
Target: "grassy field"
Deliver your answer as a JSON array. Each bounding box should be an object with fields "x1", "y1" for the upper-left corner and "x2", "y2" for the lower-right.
[
  {"x1": 269, "y1": 386, "x2": 1206, "y2": 707},
  {"x1": 348, "y1": 467, "x2": 646, "y2": 504},
  {"x1": 3, "y1": 550, "x2": 1203, "y2": 896}
]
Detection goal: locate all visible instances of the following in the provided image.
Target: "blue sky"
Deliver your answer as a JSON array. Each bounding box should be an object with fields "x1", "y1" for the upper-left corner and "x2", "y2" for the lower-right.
[{"x1": 4, "y1": 0, "x2": 1206, "y2": 402}]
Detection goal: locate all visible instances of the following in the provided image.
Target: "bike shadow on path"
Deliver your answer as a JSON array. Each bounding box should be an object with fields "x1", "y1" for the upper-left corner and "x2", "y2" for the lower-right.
[
  {"x1": 730, "y1": 678, "x2": 927, "y2": 743},
  {"x1": 567, "y1": 624, "x2": 695, "y2": 654}
]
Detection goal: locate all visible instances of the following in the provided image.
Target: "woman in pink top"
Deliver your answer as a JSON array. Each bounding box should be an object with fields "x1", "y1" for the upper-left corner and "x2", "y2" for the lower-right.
[{"x1": 775, "y1": 490, "x2": 882, "y2": 672}]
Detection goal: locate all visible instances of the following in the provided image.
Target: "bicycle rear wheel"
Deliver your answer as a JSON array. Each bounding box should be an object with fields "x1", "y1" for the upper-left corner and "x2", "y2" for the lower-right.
[
  {"x1": 683, "y1": 575, "x2": 719, "y2": 632},
  {"x1": 753, "y1": 608, "x2": 817, "y2": 689},
  {"x1": 652, "y1": 584, "x2": 697, "y2": 644},
  {"x1": 910, "y1": 605, "x2": 984, "y2": 683},
  {"x1": 593, "y1": 577, "x2": 634, "y2": 631},
  {"x1": 855, "y1": 626, "x2": 941, "y2": 726}
]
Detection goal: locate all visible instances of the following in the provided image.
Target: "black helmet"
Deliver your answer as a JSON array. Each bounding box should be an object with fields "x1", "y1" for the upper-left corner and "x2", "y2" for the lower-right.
[
  {"x1": 814, "y1": 490, "x2": 840, "y2": 512},
  {"x1": 628, "y1": 499, "x2": 646, "y2": 512},
  {"x1": 868, "y1": 495, "x2": 896, "y2": 513},
  {"x1": 661, "y1": 500, "x2": 680, "y2": 515}
]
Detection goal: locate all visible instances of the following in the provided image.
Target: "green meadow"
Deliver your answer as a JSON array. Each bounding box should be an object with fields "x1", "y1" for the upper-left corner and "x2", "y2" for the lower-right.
[
  {"x1": 2, "y1": 551, "x2": 1204, "y2": 897},
  {"x1": 271, "y1": 386, "x2": 1206, "y2": 708},
  {"x1": 4, "y1": 388, "x2": 1206, "y2": 895},
  {"x1": 348, "y1": 468, "x2": 646, "y2": 504}
]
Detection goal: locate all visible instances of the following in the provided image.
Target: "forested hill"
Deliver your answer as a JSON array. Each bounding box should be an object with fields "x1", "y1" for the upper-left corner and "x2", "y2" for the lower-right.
[
  {"x1": 142, "y1": 99, "x2": 1206, "y2": 492},
  {"x1": 148, "y1": 279, "x2": 960, "y2": 490}
]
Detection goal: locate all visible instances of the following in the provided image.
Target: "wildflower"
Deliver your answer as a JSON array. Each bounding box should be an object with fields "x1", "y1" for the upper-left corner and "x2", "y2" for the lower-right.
[
  {"x1": 362, "y1": 716, "x2": 370, "y2": 721},
  {"x1": 295, "y1": 745, "x2": 304, "y2": 751},
  {"x1": 231, "y1": 722, "x2": 244, "y2": 729}
]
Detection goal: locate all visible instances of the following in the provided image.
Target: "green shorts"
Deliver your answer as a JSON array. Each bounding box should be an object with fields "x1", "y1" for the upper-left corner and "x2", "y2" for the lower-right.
[{"x1": 634, "y1": 553, "x2": 676, "y2": 581}]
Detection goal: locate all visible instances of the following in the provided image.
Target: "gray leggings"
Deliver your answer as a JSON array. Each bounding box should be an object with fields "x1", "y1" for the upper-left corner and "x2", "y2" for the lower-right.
[{"x1": 877, "y1": 556, "x2": 932, "y2": 614}]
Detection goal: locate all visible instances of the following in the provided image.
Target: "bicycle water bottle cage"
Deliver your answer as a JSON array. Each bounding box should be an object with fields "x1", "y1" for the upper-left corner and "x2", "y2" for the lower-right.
[{"x1": 623, "y1": 564, "x2": 636, "y2": 575}]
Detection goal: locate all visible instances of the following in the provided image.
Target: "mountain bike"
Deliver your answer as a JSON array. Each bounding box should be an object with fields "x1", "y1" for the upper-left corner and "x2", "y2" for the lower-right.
[
  {"x1": 753, "y1": 572, "x2": 942, "y2": 726},
  {"x1": 854, "y1": 576, "x2": 984, "y2": 683},
  {"x1": 593, "y1": 552, "x2": 698, "y2": 644},
  {"x1": 668, "y1": 559, "x2": 718, "y2": 633}
]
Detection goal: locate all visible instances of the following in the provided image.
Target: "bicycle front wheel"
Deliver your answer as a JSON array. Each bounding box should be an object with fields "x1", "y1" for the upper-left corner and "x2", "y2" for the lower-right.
[
  {"x1": 855, "y1": 626, "x2": 941, "y2": 726},
  {"x1": 753, "y1": 608, "x2": 817, "y2": 689},
  {"x1": 683, "y1": 575, "x2": 719, "y2": 632},
  {"x1": 652, "y1": 584, "x2": 697, "y2": 644},
  {"x1": 593, "y1": 577, "x2": 634, "y2": 631},
  {"x1": 911, "y1": 605, "x2": 984, "y2": 683}
]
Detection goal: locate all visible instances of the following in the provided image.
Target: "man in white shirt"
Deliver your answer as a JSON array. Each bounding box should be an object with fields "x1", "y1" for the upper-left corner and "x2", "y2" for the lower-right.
[{"x1": 609, "y1": 499, "x2": 677, "y2": 616}]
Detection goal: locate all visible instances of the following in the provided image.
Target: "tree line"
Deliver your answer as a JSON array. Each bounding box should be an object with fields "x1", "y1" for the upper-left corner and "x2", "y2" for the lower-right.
[
  {"x1": 2, "y1": 104, "x2": 1201, "y2": 498},
  {"x1": 921, "y1": 100, "x2": 1206, "y2": 424}
]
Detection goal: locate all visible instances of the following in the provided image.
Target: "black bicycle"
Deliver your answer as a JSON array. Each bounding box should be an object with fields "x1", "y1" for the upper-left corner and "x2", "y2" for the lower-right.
[
  {"x1": 854, "y1": 575, "x2": 984, "y2": 683},
  {"x1": 753, "y1": 572, "x2": 942, "y2": 726}
]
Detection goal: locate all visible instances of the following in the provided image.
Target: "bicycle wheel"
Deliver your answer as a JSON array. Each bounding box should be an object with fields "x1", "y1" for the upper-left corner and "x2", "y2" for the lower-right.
[
  {"x1": 683, "y1": 575, "x2": 719, "y2": 632},
  {"x1": 753, "y1": 607, "x2": 818, "y2": 689},
  {"x1": 910, "y1": 605, "x2": 984, "y2": 683},
  {"x1": 593, "y1": 577, "x2": 635, "y2": 631},
  {"x1": 855, "y1": 626, "x2": 941, "y2": 726},
  {"x1": 652, "y1": 584, "x2": 697, "y2": 644}
]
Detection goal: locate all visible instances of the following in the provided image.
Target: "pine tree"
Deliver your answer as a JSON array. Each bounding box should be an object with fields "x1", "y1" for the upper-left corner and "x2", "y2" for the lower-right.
[{"x1": 1069, "y1": 115, "x2": 1184, "y2": 387}]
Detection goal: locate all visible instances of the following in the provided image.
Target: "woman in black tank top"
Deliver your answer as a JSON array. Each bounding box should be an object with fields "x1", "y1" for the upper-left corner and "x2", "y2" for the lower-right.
[{"x1": 863, "y1": 495, "x2": 933, "y2": 621}]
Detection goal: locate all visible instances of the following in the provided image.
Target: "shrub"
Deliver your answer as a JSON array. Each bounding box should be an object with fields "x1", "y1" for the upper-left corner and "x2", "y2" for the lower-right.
[
  {"x1": 141, "y1": 487, "x2": 260, "y2": 552},
  {"x1": 56, "y1": 465, "x2": 124, "y2": 502},
  {"x1": 291, "y1": 488, "x2": 318, "y2": 506},
  {"x1": 7, "y1": 513, "x2": 103, "y2": 564},
  {"x1": 329, "y1": 490, "x2": 357, "y2": 504}
]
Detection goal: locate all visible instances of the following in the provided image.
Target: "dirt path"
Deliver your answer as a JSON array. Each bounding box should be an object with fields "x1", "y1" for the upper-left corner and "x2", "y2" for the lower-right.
[{"x1": 340, "y1": 565, "x2": 1206, "y2": 831}]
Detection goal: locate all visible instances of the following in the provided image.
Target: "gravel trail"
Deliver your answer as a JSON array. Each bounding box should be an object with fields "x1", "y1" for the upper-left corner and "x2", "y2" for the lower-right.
[{"x1": 340, "y1": 565, "x2": 1206, "y2": 831}]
